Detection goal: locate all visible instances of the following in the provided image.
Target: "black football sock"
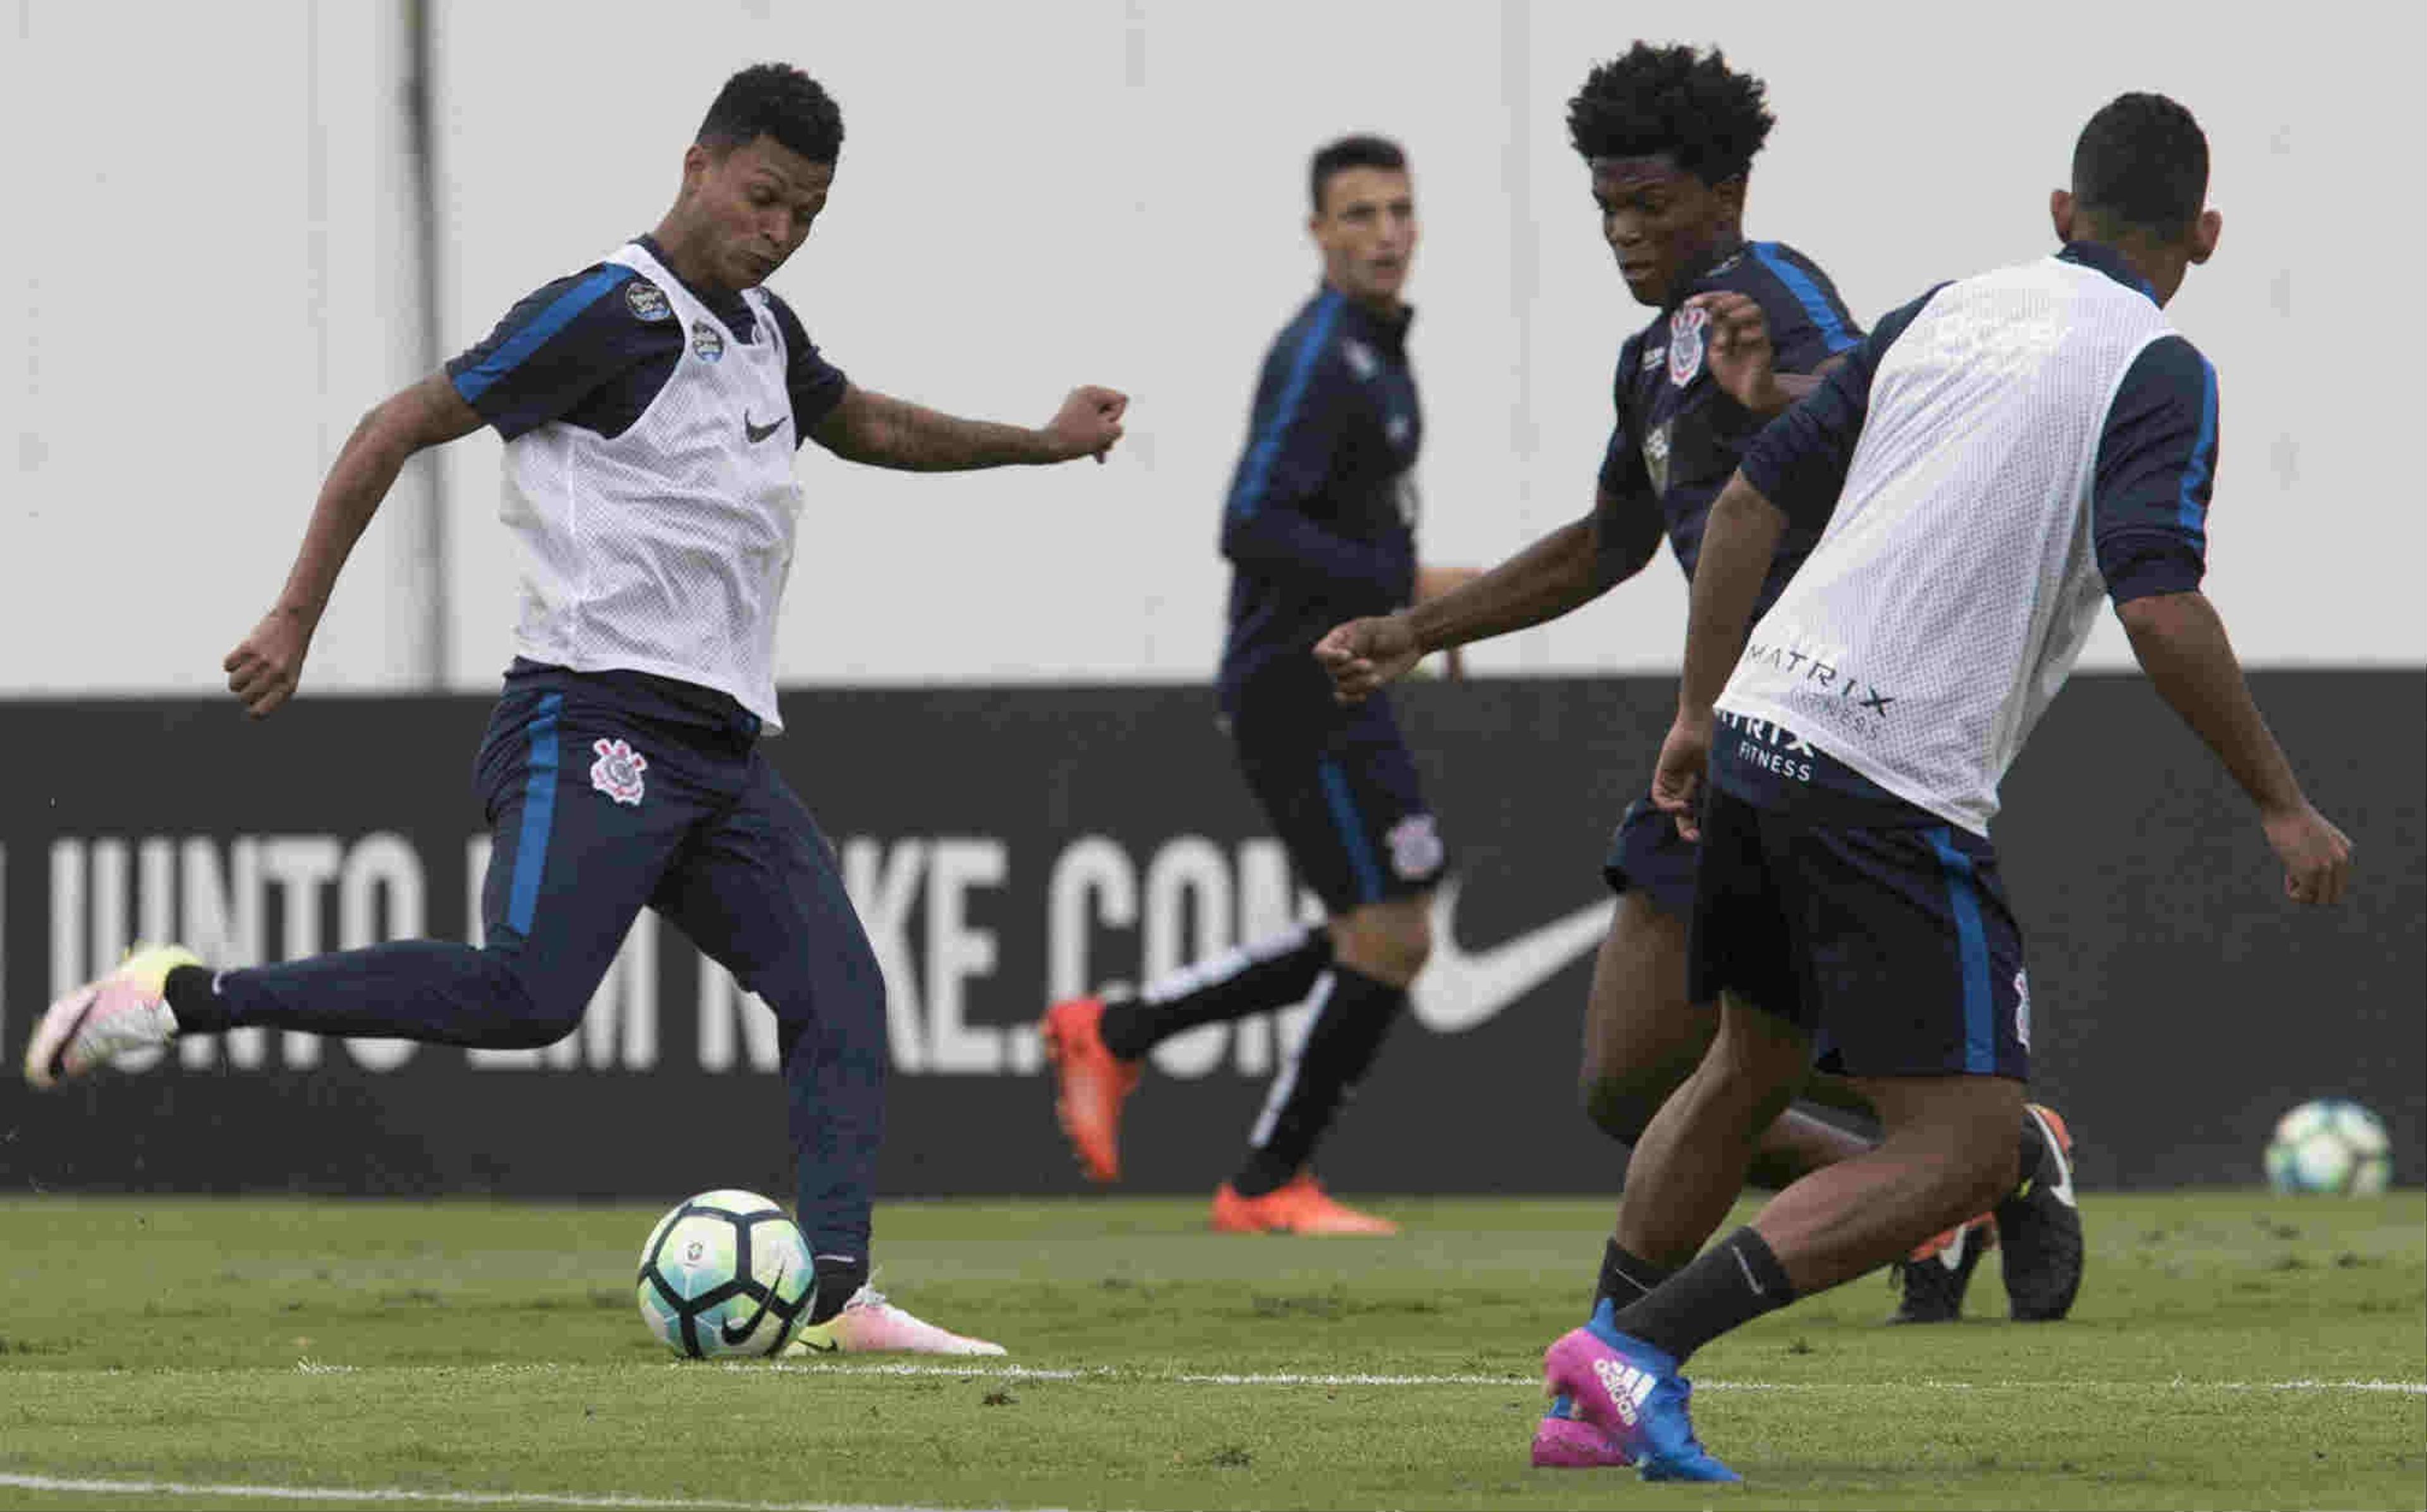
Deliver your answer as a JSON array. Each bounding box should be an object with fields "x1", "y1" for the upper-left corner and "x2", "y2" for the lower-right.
[
  {"x1": 1231, "y1": 964, "x2": 1406, "y2": 1197},
  {"x1": 1593, "y1": 1237, "x2": 1679, "y2": 1314},
  {"x1": 1605, "y1": 1227, "x2": 1796, "y2": 1365},
  {"x1": 1097, "y1": 923, "x2": 1332, "y2": 1061},
  {"x1": 163, "y1": 964, "x2": 230, "y2": 1033},
  {"x1": 806, "y1": 1254, "x2": 870, "y2": 1326}
]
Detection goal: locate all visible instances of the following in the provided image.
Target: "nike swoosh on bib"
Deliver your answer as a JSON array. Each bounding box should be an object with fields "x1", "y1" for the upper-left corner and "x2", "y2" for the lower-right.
[
  {"x1": 743, "y1": 411, "x2": 784, "y2": 444},
  {"x1": 1409, "y1": 879, "x2": 1614, "y2": 1034}
]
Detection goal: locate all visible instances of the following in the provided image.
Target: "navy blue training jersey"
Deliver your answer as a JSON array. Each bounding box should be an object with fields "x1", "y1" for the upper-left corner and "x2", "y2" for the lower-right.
[
  {"x1": 1218, "y1": 287, "x2": 1422, "y2": 709},
  {"x1": 447, "y1": 235, "x2": 848, "y2": 445},
  {"x1": 1742, "y1": 240, "x2": 2215, "y2": 608},
  {"x1": 1594, "y1": 241, "x2": 1863, "y2": 616}
]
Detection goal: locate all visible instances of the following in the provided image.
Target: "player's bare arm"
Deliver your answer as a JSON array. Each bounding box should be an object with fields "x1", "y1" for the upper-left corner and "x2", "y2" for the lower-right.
[
  {"x1": 1413, "y1": 566, "x2": 1481, "y2": 679},
  {"x1": 1687, "y1": 290, "x2": 1844, "y2": 416},
  {"x1": 224, "y1": 372, "x2": 483, "y2": 720},
  {"x1": 1651, "y1": 471, "x2": 1787, "y2": 837},
  {"x1": 1317, "y1": 486, "x2": 1662, "y2": 703},
  {"x1": 2115, "y1": 590, "x2": 2352, "y2": 905},
  {"x1": 811, "y1": 383, "x2": 1127, "y2": 471}
]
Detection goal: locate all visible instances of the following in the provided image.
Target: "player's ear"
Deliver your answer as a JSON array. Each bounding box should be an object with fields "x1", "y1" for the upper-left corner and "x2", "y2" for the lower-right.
[
  {"x1": 2187, "y1": 207, "x2": 2222, "y2": 265},
  {"x1": 1713, "y1": 174, "x2": 1747, "y2": 221},
  {"x1": 2049, "y1": 189, "x2": 2076, "y2": 244}
]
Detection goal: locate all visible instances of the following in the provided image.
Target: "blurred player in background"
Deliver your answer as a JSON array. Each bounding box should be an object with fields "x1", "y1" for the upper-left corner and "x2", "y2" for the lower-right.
[
  {"x1": 1315, "y1": 42, "x2": 2084, "y2": 1425},
  {"x1": 26, "y1": 63, "x2": 1126, "y2": 1357},
  {"x1": 1042, "y1": 136, "x2": 1474, "y2": 1234},
  {"x1": 1530, "y1": 90, "x2": 2352, "y2": 1480}
]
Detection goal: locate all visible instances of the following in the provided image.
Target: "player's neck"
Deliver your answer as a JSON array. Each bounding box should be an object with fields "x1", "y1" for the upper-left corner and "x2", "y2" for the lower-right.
[
  {"x1": 1325, "y1": 278, "x2": 1404, "y2": 324},
  {"x1": 2089, "y1": 238, "x2": 2184, "y2": 308},
  {"x1": 648, "y1": 218, "x2": 741, "y2": 299},
  {"x1": 1670, "y1": 233, "x2": 1745, "y2": 303}
]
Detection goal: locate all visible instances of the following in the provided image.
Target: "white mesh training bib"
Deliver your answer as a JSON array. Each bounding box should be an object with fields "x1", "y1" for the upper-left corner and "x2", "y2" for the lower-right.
[
  {"x1": 1718, "y1": 255, "x2": 2176, "y2": 833},
  {"x1": 498, "y1": 243, "x2": 804, "y2": 730}
]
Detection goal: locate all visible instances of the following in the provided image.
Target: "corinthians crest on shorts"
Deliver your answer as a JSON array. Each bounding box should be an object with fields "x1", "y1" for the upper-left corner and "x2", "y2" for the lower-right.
[
  {"x1": 591, "y1": 737, "x2": 648, "y2": 805},
  {"x1": 1387, "y1": 814, "x2": 1445, "y2": 880}
]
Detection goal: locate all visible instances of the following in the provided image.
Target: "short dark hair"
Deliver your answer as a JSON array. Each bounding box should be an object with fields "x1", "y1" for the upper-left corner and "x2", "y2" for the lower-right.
[
  {"x1": 698, "y1": 63, "x2": 844, "y2": 166},
  {"x1": 2072, "y1": 92, "x2": 2208, "y2": 237},
  {"x1": 1310, "y1": 135, "x2": 1407, "y2": 214},
  {"x1": 1566, "y1": 43, "x2": 1773, "y2": 184}
]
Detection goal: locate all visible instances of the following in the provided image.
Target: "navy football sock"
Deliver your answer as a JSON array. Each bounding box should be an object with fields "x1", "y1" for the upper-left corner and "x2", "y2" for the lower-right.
[
  {"x1": 1098, "y1": 924, "x2": 1331, "y2": 1061},
  {"x1": 806, "y1": 1255, "x2": 870, "y2": 1326},
  {"x1": 163, "y1": 964, "x2": 229, "y2": 1033}
]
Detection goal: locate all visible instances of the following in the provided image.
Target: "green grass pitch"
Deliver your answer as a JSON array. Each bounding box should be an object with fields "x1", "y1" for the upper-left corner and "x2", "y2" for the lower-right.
[{"x1": 1, "y1": 1192, "x2": 2420, "y2": 1510}]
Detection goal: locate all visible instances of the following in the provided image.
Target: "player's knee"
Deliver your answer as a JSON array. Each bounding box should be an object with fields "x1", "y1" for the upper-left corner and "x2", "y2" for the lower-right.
[
  {"x1": 481, "y1": 949, "x2": 589, "y2": 1047},
  {"x1": 1372, "y1": 897, "x2": 1433, "y2": 977},
  {"x1": 1952, "y1": 1129, "x2": 2023, "y2": 1214},
  {"x1": 1913, "y1": 1113, "x2": 2024, "y2": 1220},
  {"x1": 1330, "y1": 898, "x2": 1431, "y2": 984},
  {"x1": 1578, "y1": 1070, "x2": 1657, "y2": 1147},
  {"x1": 1380, "y1": 908, "x2": 1432, "y2": 979}
]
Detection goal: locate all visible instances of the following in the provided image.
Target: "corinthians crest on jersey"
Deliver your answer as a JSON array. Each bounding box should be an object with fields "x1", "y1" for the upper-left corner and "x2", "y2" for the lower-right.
[{"x1": 1667, "y1": 305, "x2": 1708, "y2": 388}]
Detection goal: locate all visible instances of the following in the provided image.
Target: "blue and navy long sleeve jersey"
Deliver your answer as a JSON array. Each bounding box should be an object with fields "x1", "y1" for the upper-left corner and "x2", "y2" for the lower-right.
[
  {"x1": 1741, "y1": 241, "x2": 2215, "y2": 607},
  {"x1": 446, "y1": 234, "x2": 848, "y2": 445},
  {"x1": 1217, "y1": 287, "x2": 1423, "y2": 710},
  {"x1": 1593, "y1": 241, "x2": 1863, "y2": 617}
]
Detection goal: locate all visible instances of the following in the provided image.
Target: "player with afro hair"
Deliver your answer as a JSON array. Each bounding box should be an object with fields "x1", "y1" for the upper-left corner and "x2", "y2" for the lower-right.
[{"x1": 1314, "y1": 42, "x2": 2085, "y2": 1470}]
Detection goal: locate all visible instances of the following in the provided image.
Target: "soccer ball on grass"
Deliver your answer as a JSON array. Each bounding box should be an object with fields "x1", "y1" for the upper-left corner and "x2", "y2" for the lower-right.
[
  {"x1": 636, "y1": 1189, "x2": 815, "y2": 1357},
  {"x1": 2264, "y1": 1100, "x2": 2392, "y2": 1195}
]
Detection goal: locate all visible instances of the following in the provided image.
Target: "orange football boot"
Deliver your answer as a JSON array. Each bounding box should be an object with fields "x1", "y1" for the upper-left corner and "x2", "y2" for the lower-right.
[
  {"x1": 1210, "y1": 1171, "x2": 1399, "y2": 1235},
  {"x1": 1040, "y1": 996, "x2": 1141, "y2": 1183}
]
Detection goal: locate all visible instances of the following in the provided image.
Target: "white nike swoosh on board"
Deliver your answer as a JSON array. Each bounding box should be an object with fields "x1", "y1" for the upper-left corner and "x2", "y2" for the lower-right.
[{"x1": 1408, "y1": 880, "x2": 1614, "y2": 1034}]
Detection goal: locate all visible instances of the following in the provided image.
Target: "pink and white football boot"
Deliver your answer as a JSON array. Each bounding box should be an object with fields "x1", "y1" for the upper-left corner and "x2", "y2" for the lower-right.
[
  {"x1": 784, "y1": 1286, "x2": 1006, "y2": 1357},
  {"x1": 23, "y1": 945, "x2": 199, "y2": 1089}
]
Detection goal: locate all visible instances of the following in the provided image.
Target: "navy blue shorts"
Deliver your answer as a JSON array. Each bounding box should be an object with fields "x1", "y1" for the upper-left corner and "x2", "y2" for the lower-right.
[
  {"x1": 1227, "y1": 686, "x2": 1445, "y2": 915},
  {"x1": 1685, "y1": 782, "x2": 2030, "y2": 1080},
  {"x1": 1603, "y1": 794, "x2": 1698, "y2": 919}
]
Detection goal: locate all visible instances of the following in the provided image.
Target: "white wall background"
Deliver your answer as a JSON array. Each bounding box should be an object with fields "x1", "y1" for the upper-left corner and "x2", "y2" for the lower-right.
[{"x1": 4, "y1": 0, "x2": 2418, "y2": 696}]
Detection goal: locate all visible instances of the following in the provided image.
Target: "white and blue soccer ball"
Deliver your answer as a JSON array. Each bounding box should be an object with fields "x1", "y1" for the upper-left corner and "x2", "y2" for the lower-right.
[
  {"x1": 636, "y1": 1190, "x2": 815, "y2": 1358},
  {"x1": 2265, "y1": 1099, "x2": 2393, "y2": 1195}
]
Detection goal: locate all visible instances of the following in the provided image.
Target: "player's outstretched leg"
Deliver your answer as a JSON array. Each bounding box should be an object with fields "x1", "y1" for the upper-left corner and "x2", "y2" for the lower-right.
[
  {"x1": 25, "y1": 683, "x2": 710, "y2": 1092},
  {"x1": 1040, "y1": 923, "x2": 1331, "y2": 1183},
  {"x1": 22, "y1": 945, "x2": 198, "y2": 1089}
]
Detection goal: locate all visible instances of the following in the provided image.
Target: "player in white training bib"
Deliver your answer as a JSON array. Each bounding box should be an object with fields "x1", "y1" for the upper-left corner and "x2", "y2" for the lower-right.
[{"x1": 1533, "y1": 92, "x2": 2353, "y2": 1482}]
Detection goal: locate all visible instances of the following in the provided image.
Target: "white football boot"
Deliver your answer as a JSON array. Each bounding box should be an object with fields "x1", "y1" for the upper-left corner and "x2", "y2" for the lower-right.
[
  {"x1": 23, "y1": 945, "x2": 200, "y2": 1089},
  {"x1": 784, "y1": 1285, "x2": 1006, "y2": 1357}
]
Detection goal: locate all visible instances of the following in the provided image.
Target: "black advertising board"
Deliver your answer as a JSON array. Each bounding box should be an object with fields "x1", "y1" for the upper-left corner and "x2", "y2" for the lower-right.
[{"x1": 0, "y1": 672, "x2": 2416, "y2": 1199}]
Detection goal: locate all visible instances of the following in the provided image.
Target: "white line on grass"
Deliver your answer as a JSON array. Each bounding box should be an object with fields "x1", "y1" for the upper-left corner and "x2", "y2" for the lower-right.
[
  {"x1": 0, "y1": 1472, "x2": 1026, "y2": 1512},
  {"x1": 15, "y1": 1359, "x2": 2421, "y2": 1396},
  {"x1": 762, "y1": 1362, "x2": 2427, "y2": 1394}
]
